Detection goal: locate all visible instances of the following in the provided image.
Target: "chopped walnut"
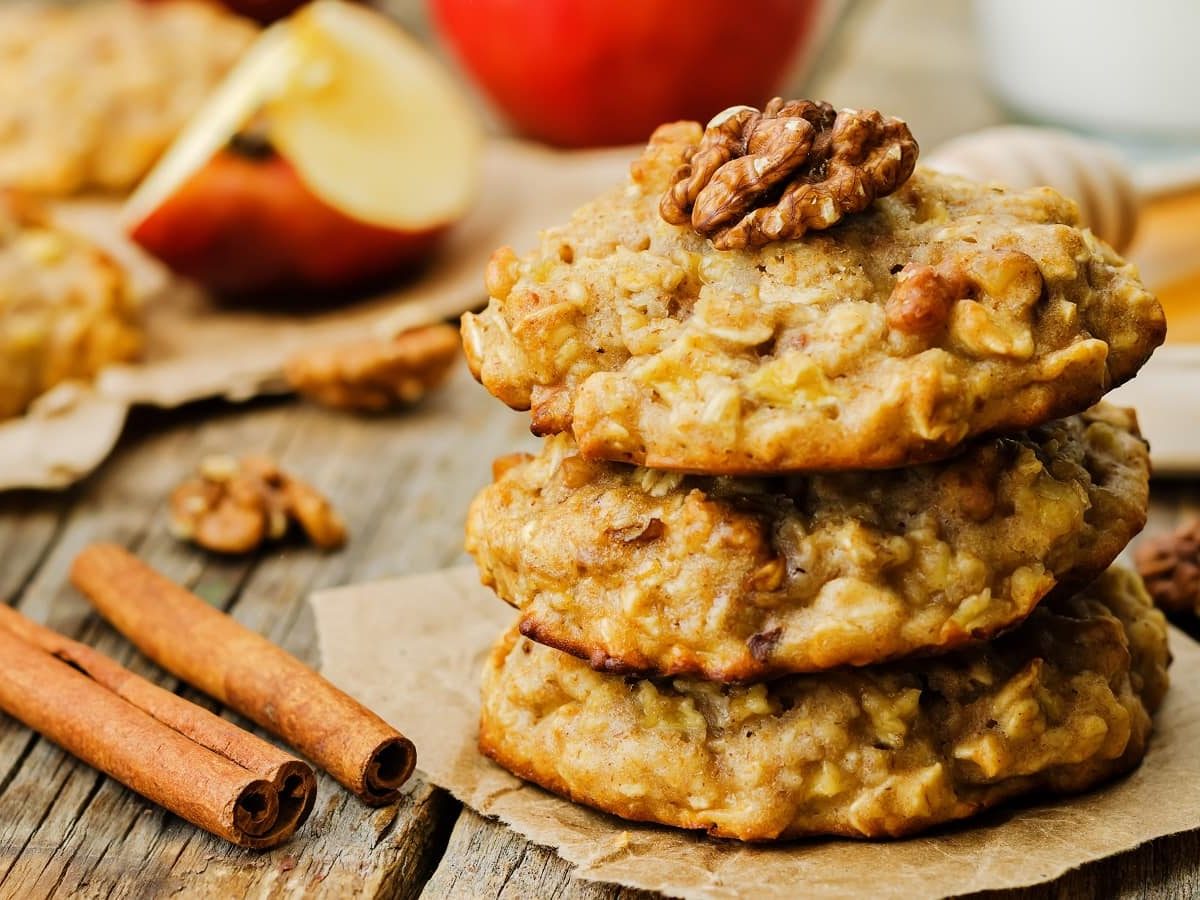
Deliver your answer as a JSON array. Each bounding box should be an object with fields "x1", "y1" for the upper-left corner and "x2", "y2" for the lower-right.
[
  {"x1": 887, "y1": 250, "x2": 1045, "y2": 354},
  {"x1": 886, "y1": 262, "x2": 969, "y2": 335},
  {"x1": 607, "y1": 517, "x2": 665, "y2": 544},
  {"x1": 169, "y1": 454, "x2": 347, "y2": 554},
  {"x1": 492, "y1": 452, "x2": 534, "y2": 482},
  {"x1": 659, "y1": 98, "x2": 918, "y2": 249},
  {"x1": 1135, "y1": 518, "x2": 1200, "y2": 616},
  {"x1": 284, "y1": 323, "x2": 460, "y2": 412}
]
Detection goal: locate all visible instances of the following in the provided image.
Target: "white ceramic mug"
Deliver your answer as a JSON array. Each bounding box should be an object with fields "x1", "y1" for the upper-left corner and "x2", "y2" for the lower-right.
[{"x1": 973, "y1": 0, "x2": 1200, "y2": 139}]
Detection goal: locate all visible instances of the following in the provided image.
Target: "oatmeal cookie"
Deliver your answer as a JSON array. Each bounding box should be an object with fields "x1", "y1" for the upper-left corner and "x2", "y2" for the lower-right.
[
  {"x1": 462, "y1": 120, "x2": 1165, "y2": 473},
  {"x1": 467, "y1": 405, "x2": 1149, "y2": 680},
  {"x1": 0, "y1": 193, "x2": 140, "y2": 420},
  {"x1": 479, "y1": 567, "x2": 1169, "y2": 841},
  {"x1": 0, "y1": 1, "x2": 255, "y2": 195}
]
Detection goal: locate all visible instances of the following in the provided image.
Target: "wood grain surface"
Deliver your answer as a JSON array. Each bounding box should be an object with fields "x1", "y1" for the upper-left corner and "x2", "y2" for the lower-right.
[
  {"x1": 3, "y1": 0, "x2": 1200, "y2": 896},
  {"x1": 0, "y1": 367, "x2": 1198, "y2": 900}
]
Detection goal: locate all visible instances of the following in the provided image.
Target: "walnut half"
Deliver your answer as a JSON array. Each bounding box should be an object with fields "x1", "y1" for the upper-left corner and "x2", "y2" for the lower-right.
[
  {"x1": 886, "y1": 262, "x2": 969, "y2": 335},
  {"x1": 285, "y1": 323, "x2": 460, "y2": 413},
  {"x1": 659, "y1": 98, "x2": 918, "y2": 250},
  {"x1": 169, "y1": 454, "x2": 347, "y2": 554},
  {"x1": 1135, "y1": 518, "x2": 1200, "y2": 617}
]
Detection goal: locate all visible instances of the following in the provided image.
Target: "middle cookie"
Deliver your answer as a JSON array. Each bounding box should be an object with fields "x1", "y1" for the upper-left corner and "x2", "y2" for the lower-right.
[{"x1": 467, "y1": 404, "x2": 1149, "y2": 681}]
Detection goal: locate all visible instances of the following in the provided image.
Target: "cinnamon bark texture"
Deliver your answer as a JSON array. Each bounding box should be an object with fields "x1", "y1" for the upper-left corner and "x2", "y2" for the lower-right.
[
  {"x1": 70, "y1": 543, "x2": 416, "y2": 805},
  {"x1": 0, "y1": 605, "x2": 315, "y2": 848}
]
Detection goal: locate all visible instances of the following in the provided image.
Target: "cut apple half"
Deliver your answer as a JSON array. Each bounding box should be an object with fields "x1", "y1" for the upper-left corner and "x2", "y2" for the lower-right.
[
  {"x1": 266, "y1": 0, "x2": 481, "y2": 229},
  {"x1": 123, "y1": 0, "x2": 481, "y2": 295}
]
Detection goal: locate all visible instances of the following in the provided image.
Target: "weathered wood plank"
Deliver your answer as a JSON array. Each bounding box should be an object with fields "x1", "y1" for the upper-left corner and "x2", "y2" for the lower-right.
[
  {"x1": 423, "y1": 787, "x2": 1200, "y2": 900},
  {"x1": 421, "y1": 808, "x2": 656, "y2": 900},
  {"x1": 0, "y1": 491, "x2": 72, "y2": 608},
  {"x1": 0, "y1": 368, "x2": 534, "y2": 899},
  {"x1": 2, "y1": 377, "x2": 1200, "y2": 899}
]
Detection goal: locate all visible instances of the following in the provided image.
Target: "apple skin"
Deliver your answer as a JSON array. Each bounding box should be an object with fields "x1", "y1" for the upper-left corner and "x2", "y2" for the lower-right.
[
  {"x1": 134, "y1": 0, "x2": 317, "y2": 26},
  {"x1": 430, "y1": 0, "x2": 819, "y2": 148},
  {"x1": 129, "y1": 147, "x2": 447, "y2": 297},
  {"x1": 217, "y1": 0, "x2": 309, "y2": 24}
]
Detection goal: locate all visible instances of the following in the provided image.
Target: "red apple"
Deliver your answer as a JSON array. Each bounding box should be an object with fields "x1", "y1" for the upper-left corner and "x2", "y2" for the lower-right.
[
  {"x1": 130, "y1": 146, "x2": 447, "y2": 295},
  {"x1": 431, "y1": 0, "x2": 820, "y2": 148},
  {"x1": 124, "y1": 0, "x2": 481, "y2": 297}
]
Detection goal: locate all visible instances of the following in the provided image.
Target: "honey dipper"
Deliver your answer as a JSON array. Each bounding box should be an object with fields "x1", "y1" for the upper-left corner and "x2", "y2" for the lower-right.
[{"x1": 928, "y1": 126, "x2": 1141, "y2": 251}]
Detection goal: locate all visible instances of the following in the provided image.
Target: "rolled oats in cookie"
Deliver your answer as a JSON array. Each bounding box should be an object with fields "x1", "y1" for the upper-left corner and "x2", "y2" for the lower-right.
[
  {"x1": 461, "y1": 105, "x2": 1165, "y2": 473},
  {"x1": 479, "y1": 567, "x2": 1170, "y2": 841},
  {"x1": 467, "y1": 404, "x2": 1150, "y2": 681},
  {"x1": 0, "y1": 193, "x2": 140, "y2": 420},
  {"x1": 0, "y1": 1, "x2": 255, "y2": 195}
]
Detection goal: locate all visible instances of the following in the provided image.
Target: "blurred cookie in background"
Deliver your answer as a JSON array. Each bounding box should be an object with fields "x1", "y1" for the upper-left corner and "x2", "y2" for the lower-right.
[
  {"x1": 0, "y1": 192, "x2": 140, "y2": 419},
  {"x1": 0, "y1": 0, "x2": 256, "y2": 196}
]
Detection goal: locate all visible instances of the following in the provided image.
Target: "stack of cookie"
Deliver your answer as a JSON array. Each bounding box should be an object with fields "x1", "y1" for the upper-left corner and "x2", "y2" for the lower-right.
[{"x1": 461, "y1": 101, "x2": 1171, "y2": 840}]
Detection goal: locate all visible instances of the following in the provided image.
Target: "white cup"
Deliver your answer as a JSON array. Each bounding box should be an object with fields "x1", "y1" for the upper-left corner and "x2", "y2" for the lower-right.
[{"x1": 973, "y1": 0, "x2": 1200, "y2": 139}]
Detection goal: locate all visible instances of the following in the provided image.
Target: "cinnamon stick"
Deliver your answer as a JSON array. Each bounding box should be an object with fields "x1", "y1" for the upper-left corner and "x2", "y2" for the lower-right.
[
  {"x1": 71, "y1": 543, "x2": 416, "y2": 805},
  {"x1": 0, "y1": 604, "x2": 315, "y2": 848}
]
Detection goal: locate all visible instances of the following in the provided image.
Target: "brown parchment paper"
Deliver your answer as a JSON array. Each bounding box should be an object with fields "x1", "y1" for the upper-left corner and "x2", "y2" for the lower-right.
[
  {"x1": 312, "y1": 565, "x2": 1200, "y2": 900},
  {"x1": 0, "y1": 140, "x2": 633, "y2": 490}
]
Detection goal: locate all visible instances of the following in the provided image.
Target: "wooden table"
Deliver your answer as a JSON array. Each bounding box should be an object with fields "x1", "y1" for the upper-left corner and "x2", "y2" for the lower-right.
[
  {"x1": 3, "y1": 0, "x2": 1200, "y2": 896},
  {"x1": 1, "y1": 366, "x2": 1198, "y2": 900}
]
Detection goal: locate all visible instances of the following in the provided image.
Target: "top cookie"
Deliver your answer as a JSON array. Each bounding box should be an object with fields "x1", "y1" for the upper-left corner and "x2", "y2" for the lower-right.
[
  {"x1": 463, "y1": 115, "x2": 1165, "y2": 474},
  {"x1": 0, "y1": 1, "x2": 255, "y2": 195}
]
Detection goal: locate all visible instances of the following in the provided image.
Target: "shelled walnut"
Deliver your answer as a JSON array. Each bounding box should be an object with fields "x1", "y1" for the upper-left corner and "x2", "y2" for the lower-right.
[
  {"x1": 1135, "y1": 518, "x2": 1200, "y2": 616},
  {"x1": 284, "y1": 323, "x2": 460, "y2": 412},
  {"x1": 169, "y1": 454, "x2": 347, "y2": 554},
  {"x1": 659, "y1": 98, "x2": 918, "y2": 249}
]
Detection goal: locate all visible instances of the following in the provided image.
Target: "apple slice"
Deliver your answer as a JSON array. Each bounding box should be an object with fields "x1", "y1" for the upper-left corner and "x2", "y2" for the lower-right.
[{"x1": 124, "y1": 0, "x2": 481, "y2": 296}]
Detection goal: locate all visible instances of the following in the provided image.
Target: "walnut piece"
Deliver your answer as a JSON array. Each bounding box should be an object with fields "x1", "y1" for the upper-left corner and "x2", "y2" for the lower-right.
[
  {"x1": 659, "y1": 98, "x2": 919, "y2": 249},
  {"x1": 284, "y1": 323, "x2": 460, "y2": 412},
  {"x1": 1135, "y1": 518, "x2": 1200, "y2": 616},
  {"x1": 169, "y1": 454, "x2": 347, "y2": 554},
  {"x1": 491, "y1": 452, "x2": 534, "y2": 482},
  {"x1": 886, "y1": 262, "x2": 968, "y2": 335}
]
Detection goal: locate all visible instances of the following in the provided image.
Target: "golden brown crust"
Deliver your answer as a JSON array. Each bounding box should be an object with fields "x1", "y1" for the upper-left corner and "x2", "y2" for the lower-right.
[
  {"x1": 0, "y1": 1, "x2": 255, "y2": 195},
  {"x1": 284, "y1": 324, "x2": 461, "y2": 412},
  {"x1": 479, "y1": 568, "x2": 1169, "y2": 841},
  {"x1": 467, "y1": 405, "x2": 1150, "y2": 681},
  {"x1": 462, "y1": 123, "x2": 1165, "y2": 474},
  {"x1": 0, "y1": 192, "x2": 140, "y2": 419}
]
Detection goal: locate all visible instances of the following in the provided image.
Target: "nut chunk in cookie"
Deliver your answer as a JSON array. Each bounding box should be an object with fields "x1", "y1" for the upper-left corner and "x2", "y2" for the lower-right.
[
  {"x1": 0, "y1": 193, "x2": 140, "y2": 420},
  {"x1": 462, "y1": 100, "x2": 1165, "y2": 473},
  {"x1": 480, "y1": 567, "x2": 1169, "y2": 841},
  {"x1": 467, "y1": 405, "x2": 1150, "y2": 681}
]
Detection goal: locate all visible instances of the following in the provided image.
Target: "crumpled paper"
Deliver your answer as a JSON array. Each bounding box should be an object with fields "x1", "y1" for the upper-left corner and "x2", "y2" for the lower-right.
[
  {"x1": 0, "y1": 140, "x2": 633, "y2": 490},
  {"x1": 313, "y1": 565, "x2": 1200, "y2": 900}
]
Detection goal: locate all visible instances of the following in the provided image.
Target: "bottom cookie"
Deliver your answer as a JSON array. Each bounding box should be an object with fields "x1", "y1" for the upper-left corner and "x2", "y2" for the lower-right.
[{"x1": 479, "y1": 567, "x2": 1169, "y2": 841}]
